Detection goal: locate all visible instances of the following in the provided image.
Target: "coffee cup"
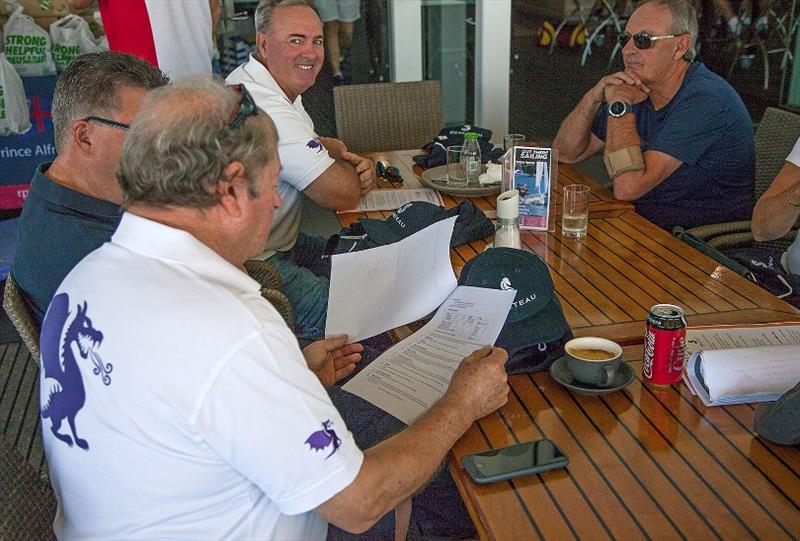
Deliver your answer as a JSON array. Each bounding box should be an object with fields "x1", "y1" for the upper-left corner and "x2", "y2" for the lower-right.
[{"x1": 564, "y1": 337, "x2": 623, "y2": 387}]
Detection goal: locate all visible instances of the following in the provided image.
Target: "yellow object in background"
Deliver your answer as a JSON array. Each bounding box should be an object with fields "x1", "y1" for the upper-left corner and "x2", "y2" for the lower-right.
[
  {"x1": 537, "y1": 20, "x2": 555, "y2": 47},
  {"x1": 570, "y1": 24, "x2": 587, "y2": 47}
]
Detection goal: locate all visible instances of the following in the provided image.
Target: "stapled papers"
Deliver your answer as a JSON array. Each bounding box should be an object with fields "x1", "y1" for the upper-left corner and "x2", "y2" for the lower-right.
[{"x1": 342, "y1": 286, "x2": 515, "y2": 424}]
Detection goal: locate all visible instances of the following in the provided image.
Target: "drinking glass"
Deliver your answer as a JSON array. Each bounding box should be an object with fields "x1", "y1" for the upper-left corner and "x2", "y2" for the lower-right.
[
  {"x1": 446, "y1": 145, "x2": 467, "y2": 186},
  {"x1": 503, "y1": 133, "x2": 525, "y2": 151},
  {"x1": 562, "y1": 184, "x2": 590, "y2": 237}
]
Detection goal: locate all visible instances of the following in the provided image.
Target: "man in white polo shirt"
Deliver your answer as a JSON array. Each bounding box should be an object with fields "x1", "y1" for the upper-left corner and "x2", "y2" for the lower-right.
[
  {"x1": 39, "y1": 77, "x2": 508, "y2": 540},
  {"x1": 226, "y1": 0, "x2": 375, "y2": 339}
]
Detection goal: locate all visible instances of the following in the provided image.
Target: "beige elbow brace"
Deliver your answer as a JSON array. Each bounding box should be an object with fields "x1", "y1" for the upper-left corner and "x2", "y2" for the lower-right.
[{"x1": 603, "y1": 146, "x2": 645, "y2": 179}]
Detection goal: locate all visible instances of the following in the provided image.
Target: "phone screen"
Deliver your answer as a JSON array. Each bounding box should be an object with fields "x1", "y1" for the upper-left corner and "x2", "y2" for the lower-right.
[{"x1": 463, "y1": 439, "x2": 568, "y2": 483}]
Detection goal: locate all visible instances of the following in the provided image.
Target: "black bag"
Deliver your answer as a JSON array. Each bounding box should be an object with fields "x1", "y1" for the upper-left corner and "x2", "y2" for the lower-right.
[
  {"x1": 727, "y1": 247, "x2": 800, "y2": 308},
  {"x1": 413, "y1": 124, "x2": 505, "y2": 169},
  {"x1": 458, "y1": 248, "x2": 573, "y2": 374}
]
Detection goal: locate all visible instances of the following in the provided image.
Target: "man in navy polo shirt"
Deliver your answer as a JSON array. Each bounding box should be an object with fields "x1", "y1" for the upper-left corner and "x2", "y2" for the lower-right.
[
  {"x1": 553, "y1": 0, "x2": 754, "y2": 231},
  {"x1": 11, "y1": 52, "x2": 168, "y2": 322}
]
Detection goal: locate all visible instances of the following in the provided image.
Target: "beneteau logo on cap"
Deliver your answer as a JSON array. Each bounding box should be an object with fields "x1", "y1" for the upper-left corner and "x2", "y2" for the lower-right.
[{"x1": 500, "y1": 277, "x2": 513, "y2": 290}]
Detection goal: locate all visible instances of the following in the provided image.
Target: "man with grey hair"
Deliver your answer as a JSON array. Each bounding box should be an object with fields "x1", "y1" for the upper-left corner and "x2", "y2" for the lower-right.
[
  {"x1": 226, "y1": 0, "x2": 375, "y2": 340},
  {"x1": 39, "y1": 77, "x2": 509, "y2": 540},
  {"x1": 553, "y1": 0, "x2": 754, "y2": 231},
  {"x1": 11, "y1": 51, "x2": 168, "y2": 322}
]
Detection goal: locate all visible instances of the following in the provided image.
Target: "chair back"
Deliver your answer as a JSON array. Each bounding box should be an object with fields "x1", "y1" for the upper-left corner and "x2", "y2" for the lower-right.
[
  {"x1": 754, "y1": 107, "x2": 800, "y2": 199},
  {"x1": 2, "y1": 275, "x2": 41, "y2": 359},
  {"x1": 243, "y1": 260, "x2": 294, "y2": 328},
  {"x1": 0, "y1": 435, "x2": 56, "y2": 541},
  {"x1": 334, "y1": 80, "x2": 443, "y2": 153}
]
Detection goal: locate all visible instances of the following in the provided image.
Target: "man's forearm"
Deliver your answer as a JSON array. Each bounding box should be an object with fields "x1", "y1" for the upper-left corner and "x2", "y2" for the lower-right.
[
  {"x1": 752, "y1": 166, "x2": 800, "y2": 241},
  {"x1": 553, "y1": 93, "x2": 603, "y2": 163},
  {"x1": 317, "y1": 394, "x2": 473, "y2": 533},
  {"x1": 605, "y1": 115, "x2": 641, "y2": 152},
  {"x1": 752, "y1": 192, "x2": 800, "y2": 241}
]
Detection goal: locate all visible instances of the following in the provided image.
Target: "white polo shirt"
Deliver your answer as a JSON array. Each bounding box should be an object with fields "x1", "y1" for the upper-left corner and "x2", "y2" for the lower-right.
[
  {"x1": 40, "y1": 213, "x2": 362, "y2": 540},
  {"x1": 226, "y1": 56, "x2": 335, "y2": 257}
]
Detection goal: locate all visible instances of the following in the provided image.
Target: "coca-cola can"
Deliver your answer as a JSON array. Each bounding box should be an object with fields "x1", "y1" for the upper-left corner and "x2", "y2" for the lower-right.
[{"x1": 642, "y1": 304, "x2": 687, "y2": 386}]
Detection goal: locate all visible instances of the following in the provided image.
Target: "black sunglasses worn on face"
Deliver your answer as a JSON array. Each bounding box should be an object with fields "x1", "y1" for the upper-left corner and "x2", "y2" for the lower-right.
[
  {"x1": 618, "y1": 31, "x2": 688, "y2": 50},
  {"x1": 83, "y1": 116, "x2": 130, "y2": 131},
  {"x1": 219, "y1": 84, "x2": 258, "y2": 140}
]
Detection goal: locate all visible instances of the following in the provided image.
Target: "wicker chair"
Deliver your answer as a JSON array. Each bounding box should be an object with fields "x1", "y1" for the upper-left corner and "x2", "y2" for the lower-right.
[
  {"x1": 680, "y1": 107, "x2": 800, "y2": 254},
  {"x1": 243, "y1": 259, "x2": 294, "y2": 328},
  {"x1": 0, "y1": 435, "x2": 56, "y2": 541},
  {"x1": 333, "y1": 80, "x2": 442, "y2": 154},
  {"x1": 2, "y1": 275, "x2": 41, "y2": 359}
]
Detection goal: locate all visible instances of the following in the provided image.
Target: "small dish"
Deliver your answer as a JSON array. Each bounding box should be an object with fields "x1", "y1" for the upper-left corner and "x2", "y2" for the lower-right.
[
  {"x1": 420, "y1": 165, "x2": 502, "y2": 197},
  {"x1": 548, "y1": 356, "x2": 635, "y2": 395}
]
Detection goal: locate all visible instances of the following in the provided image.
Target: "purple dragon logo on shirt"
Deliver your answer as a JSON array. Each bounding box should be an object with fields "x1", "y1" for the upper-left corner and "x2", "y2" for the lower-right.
[
  {"x1": 39, "y1": 293, "x2": 112, "y2": 451},
  {"x1": 305, "y1": 419, "x2": 342, "y2": 459},
  {"x1": 306, "y1": 138, "x2": 324, "y2": 153}
]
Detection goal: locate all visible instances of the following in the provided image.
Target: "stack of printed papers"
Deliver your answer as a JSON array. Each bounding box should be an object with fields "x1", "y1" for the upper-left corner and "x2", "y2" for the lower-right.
[
  {"x1": 682, "y1": 325, "x2": 800, "y2": 407},
  {"x1": 325, "y1": 217, "x2": 515, "y2": 423}
]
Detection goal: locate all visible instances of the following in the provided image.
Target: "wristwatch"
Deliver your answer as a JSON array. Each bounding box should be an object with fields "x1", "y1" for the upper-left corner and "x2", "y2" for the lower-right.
[{"x1": 608, "y1": 100, "x2": 631, "y2": 118}]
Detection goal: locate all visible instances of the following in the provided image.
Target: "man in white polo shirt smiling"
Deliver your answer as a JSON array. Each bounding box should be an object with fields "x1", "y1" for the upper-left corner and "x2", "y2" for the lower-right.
[{"x1": 226, "y1": 0, "x2": 375, "y2": 340}]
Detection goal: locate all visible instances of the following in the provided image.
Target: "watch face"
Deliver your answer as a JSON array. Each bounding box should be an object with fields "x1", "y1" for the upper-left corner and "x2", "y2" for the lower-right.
[{"x1": 609, "y1": 101, "x2": 626, "y2": 116}]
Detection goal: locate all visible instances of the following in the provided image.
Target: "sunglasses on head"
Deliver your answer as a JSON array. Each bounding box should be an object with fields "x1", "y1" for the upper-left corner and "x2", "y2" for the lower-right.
[
  {"x1": 219, "y1": 84, "x2": 258, "y2": 140},
  {"x1": 618, "y1": 31, "x2": 688, "y2": 50}
]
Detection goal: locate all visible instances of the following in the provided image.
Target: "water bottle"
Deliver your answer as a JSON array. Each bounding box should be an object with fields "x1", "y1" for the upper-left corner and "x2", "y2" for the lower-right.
[
  {"x1": 495, "y1": 189, "x2": 521, "y2": 249},
  {"x1": 462, "y1": 132, "x2": 482, "y2": 185}
]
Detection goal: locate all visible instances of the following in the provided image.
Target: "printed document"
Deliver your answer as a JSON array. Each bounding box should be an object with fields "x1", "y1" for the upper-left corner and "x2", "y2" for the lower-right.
[
  {"x1": 337, "y1": 189, "x2": 443, "y2": 213},
  {"x1": 342, "y1": 286, "x2": 516, "y2": 424},
  {"x1": 682, "y1": 324, "x2": 800, "y2": 406},
  {"x1": 326, "y1": 216, "x2": 458, "y2": 343}
]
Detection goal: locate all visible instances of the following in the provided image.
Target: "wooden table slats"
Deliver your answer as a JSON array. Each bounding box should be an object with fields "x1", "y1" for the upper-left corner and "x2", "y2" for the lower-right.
[{"x1": 448, "y1": 347, "x2": 800, "y2": 541}]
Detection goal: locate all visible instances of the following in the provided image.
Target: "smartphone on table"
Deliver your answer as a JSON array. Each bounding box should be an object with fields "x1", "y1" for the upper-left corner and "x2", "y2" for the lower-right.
[{"x1": 462, "y1": 439, "x2": 568, "y2": 484}]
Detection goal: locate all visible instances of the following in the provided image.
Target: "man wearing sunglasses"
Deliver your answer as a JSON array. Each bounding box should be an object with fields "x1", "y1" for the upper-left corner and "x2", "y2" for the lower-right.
[
  {"x1": 11, "y1": 51, "x2": 168, "y2": 322},
  {"x1": 553, "y1": 0, "x2": 754, "y2": 231},
  {"x1": 226, "y1": 0, "x2": 376, "y2": 340}
]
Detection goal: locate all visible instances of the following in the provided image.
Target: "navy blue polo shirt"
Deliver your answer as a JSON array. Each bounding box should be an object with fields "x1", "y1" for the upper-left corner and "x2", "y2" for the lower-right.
[
  {"x1": 592, "y1": 62, "x2": 755, "y2": 230},
  {"x1": 11, "y1": 164, "x2": 122, "y2": 322}
]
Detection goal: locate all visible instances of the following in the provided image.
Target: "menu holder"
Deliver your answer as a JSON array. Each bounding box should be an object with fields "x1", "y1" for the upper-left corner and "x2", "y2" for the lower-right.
[
  {"x1": 682, "y1": 322, "x2": 800, "y2": 407},
  {"x1": 502, "y1": 146, "x2": 558, "y2": 232}
]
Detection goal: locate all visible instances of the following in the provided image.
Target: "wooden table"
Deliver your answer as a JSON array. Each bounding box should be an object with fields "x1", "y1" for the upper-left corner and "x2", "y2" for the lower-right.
[
  {"x1": 356, "y1": 151, "x2": 800, "y2": 345},
  {"x1": 448, "y1": 344, "x2": 800, "y2": 541},
  {"x1": 343, "y1": 150, "x2": 800, "y2": 540}
]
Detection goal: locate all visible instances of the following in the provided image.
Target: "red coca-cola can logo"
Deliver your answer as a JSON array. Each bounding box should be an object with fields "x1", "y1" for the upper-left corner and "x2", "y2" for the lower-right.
[{"x1": 643, "y1": 304, "x2": 686, "y2": 386}]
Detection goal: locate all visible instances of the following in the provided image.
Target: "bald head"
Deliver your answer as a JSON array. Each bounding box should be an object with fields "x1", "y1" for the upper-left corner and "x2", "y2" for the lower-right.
[{"x1": 117, "y1": 77, "x2": 279, "y2": 209}]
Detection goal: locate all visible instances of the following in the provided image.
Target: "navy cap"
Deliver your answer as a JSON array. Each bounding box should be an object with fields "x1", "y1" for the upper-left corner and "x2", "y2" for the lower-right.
[
  {"x1": 458, "y1": 248, "x2": 570, "y2": 350},
  {"x1": 360, "y1": 202, "x2": 450, "y2": 245},
  {"x1": 359, "y1": 201, "x2": 494, "y2": 247}
]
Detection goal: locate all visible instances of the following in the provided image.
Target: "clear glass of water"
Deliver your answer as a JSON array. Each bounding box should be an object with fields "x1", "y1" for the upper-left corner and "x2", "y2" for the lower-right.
[
  {"x1": 562, "y1": 184, "x2": 590, "y2": 237},
  {"x1": 446, "y1": 145, "x2": 467, "y2": 186},
  {"x1": 503, "y1": 133, "x2": 525, "y2": 151}
]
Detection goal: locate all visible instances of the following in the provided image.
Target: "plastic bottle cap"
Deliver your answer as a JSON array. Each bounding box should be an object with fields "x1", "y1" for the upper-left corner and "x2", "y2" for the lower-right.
[
  {"x1": 464, "y1": 132, "x2": 479, "y2": 140},
  {"x1": 497, "y1": 189, "x2": 519, "y2": 220}
]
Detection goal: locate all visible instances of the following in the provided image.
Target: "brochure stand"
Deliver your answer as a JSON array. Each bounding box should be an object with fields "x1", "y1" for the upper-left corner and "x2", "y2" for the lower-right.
[{"x1": 501, "y1": 146, "x2": 558, "y2": 233}]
